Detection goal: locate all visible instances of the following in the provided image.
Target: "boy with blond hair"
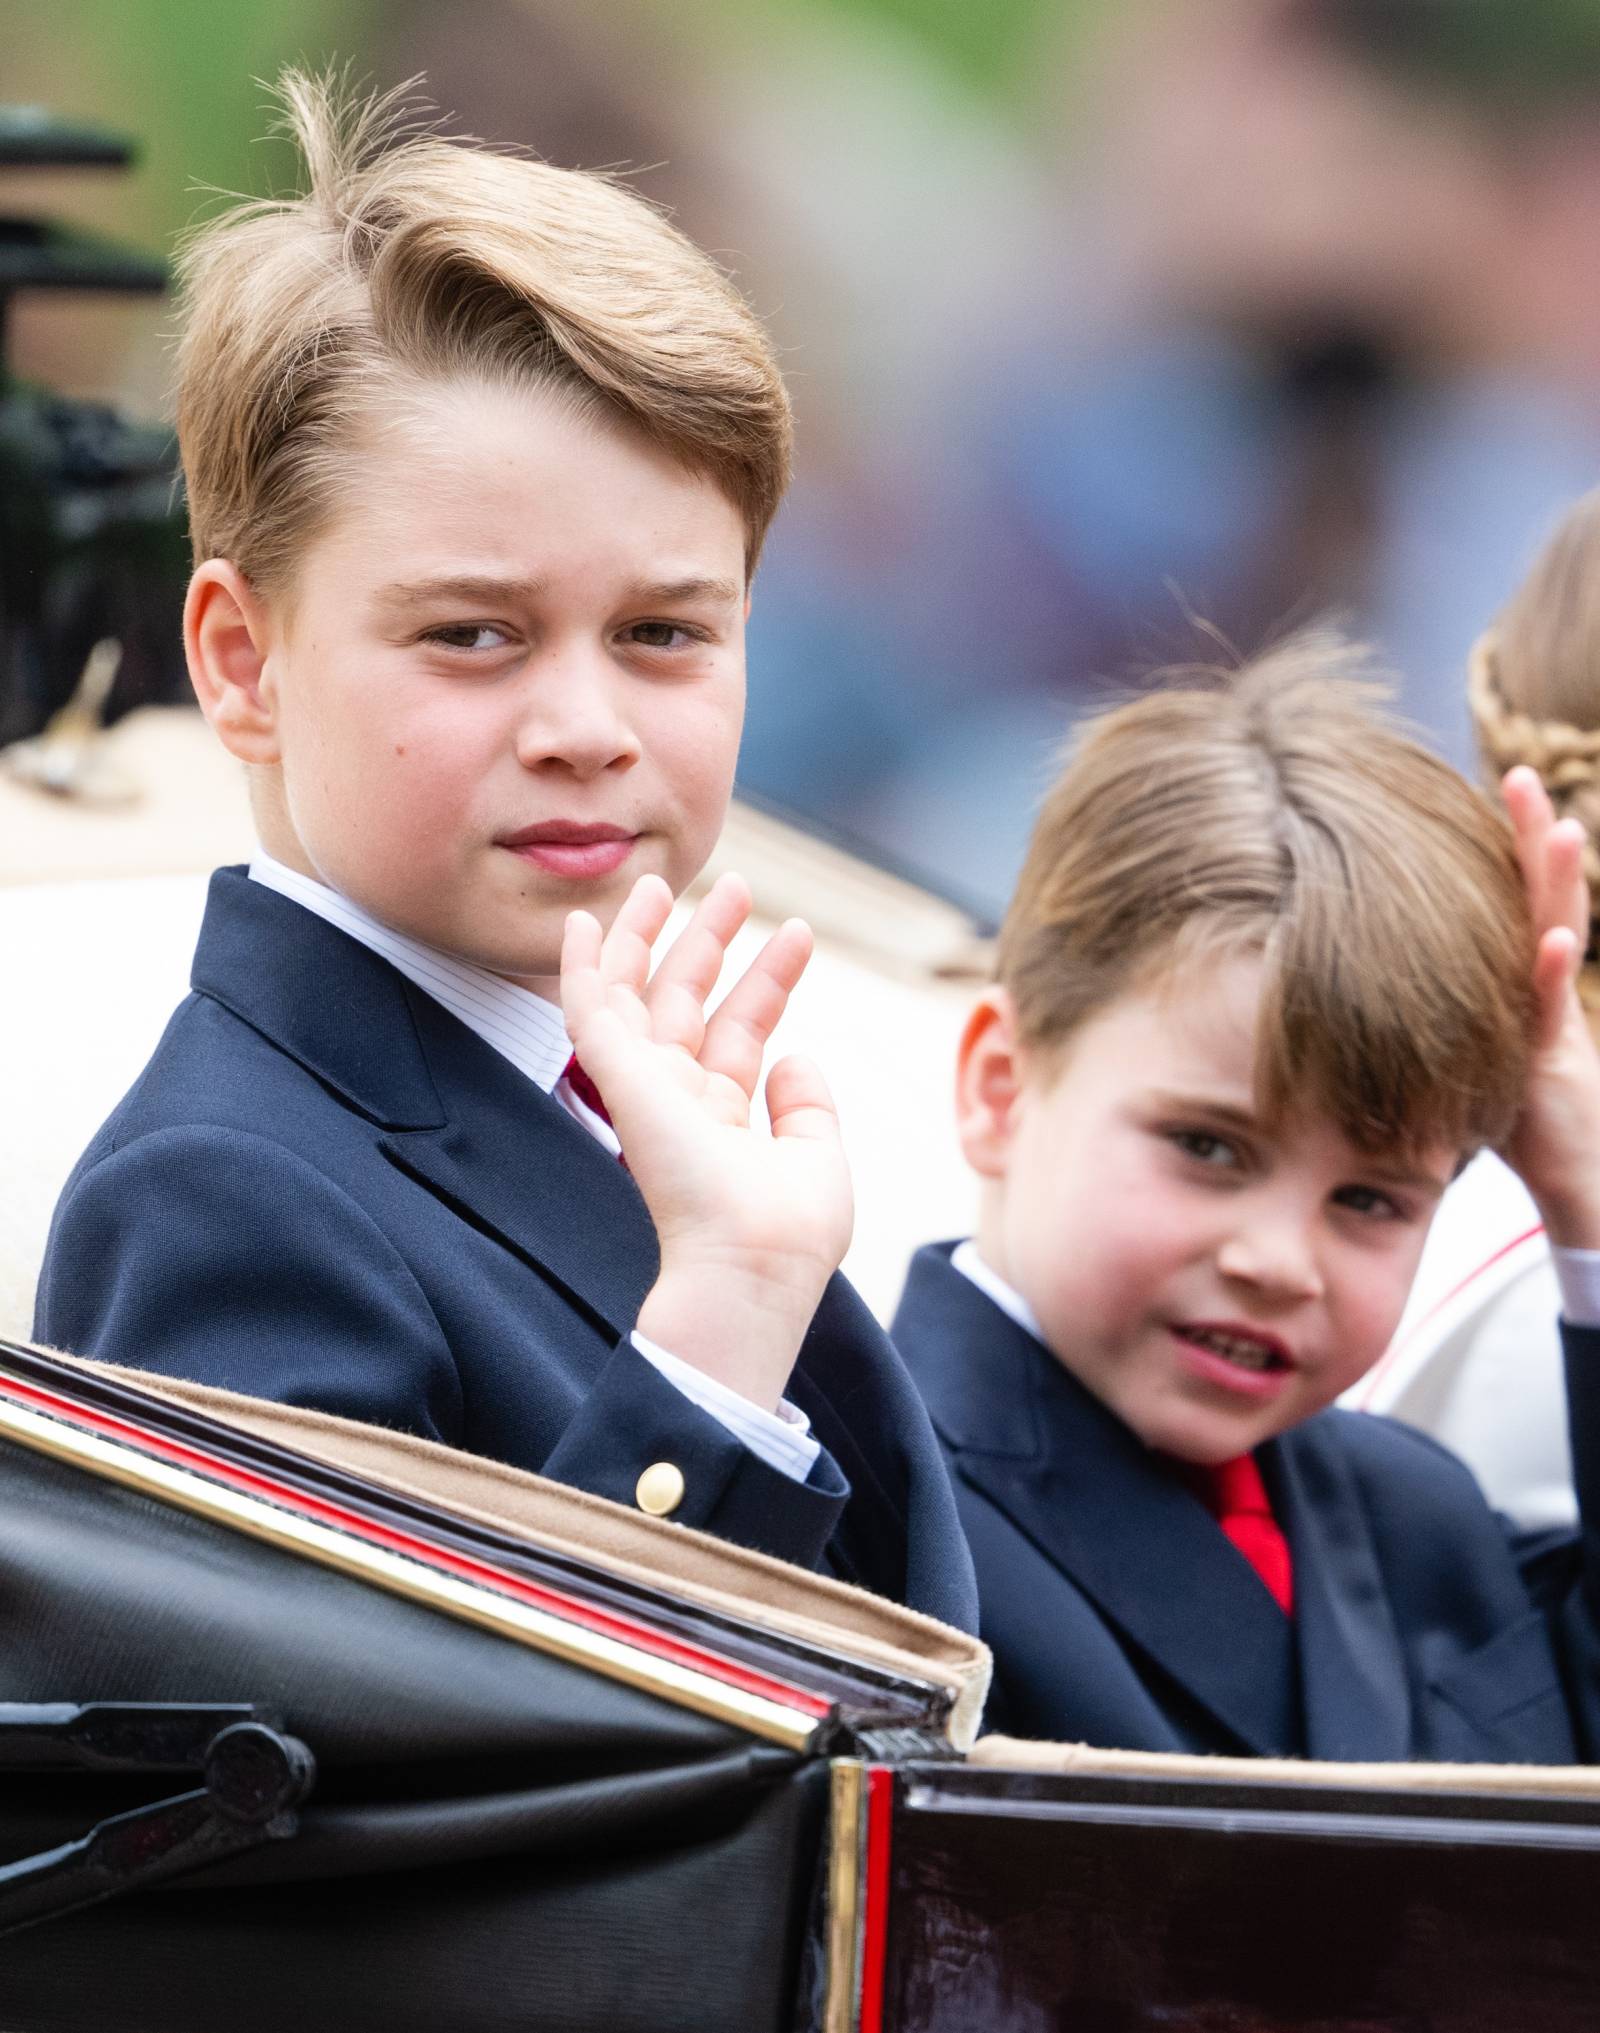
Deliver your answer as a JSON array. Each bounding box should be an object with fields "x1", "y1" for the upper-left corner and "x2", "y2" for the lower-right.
[
  {"x1": 894, "y1": 633, "x2": 1600, "y2": 1755},
  {"x1": 35, "y1": 76, "x2": 977, "y2": 1630}
]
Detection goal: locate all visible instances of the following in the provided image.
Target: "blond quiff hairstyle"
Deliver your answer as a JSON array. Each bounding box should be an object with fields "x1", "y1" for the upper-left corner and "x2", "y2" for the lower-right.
[
  {"x1": 999, "y1": 631, "x2": 1534, "y2": 1155},
  {"x1": 175, "y1": 71, "x2": 792, "y2": 590}
]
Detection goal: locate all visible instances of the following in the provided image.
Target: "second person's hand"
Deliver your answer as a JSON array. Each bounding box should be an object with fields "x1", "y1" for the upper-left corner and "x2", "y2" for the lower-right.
[{"x1": 1501, "y1": 766, "x2": 1600, "y2": 1250}]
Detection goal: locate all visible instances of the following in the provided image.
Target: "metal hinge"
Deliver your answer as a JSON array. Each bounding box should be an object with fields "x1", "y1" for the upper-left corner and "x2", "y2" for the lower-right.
[{"x1": 0, "y1": 1702, "x2": 315, "y2": 1936}]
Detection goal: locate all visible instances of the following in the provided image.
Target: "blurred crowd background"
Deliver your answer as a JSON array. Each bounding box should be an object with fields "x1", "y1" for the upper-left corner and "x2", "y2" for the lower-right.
[{"x1": 12, "y1": 0, "x2": 1600, "y2": 918}]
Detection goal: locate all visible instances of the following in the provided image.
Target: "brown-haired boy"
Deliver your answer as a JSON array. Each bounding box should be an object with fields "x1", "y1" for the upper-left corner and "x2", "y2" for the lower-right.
[
  {"x1": 894, "y1": 632, "x2": 1600, "y2": 1754},
  {"x1": 34, "y1": 75, "x2": 977, "y2": 1630}
]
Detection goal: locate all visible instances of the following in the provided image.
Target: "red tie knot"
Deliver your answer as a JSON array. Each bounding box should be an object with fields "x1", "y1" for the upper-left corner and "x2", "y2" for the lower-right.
[
  {"x1": 1209, "y1": 1451, "x2": 1273, "y2": 1521},
  {"x1": 562, "y1": 1053, "x2": 614, "y2": 1129}
]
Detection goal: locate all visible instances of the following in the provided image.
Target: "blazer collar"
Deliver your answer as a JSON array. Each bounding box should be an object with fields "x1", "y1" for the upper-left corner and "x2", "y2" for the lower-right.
[
  {"x1": 192, "y1": 868, "x2": 659, "y2": 1338},
  {"x1": 191, "y1": 869, "x2": 447, "y2": 1130},
  {"x1": 896, "y1": 1244, "x2": 1303, "y2": 1756}
]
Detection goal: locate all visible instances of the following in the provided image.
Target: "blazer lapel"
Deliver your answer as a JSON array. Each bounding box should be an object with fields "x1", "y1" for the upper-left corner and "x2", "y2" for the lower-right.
[
  {"x1": 898, "y1": 1246, "x2": 1302, "y2": 1756},
  {"x1": 192, "y1": 869, "x2": 660, "y2": 1340},
  {"x1": 382, "y1": 993, "x2": 660, "y2": 1340},
  {"x1": 191, "y1": 869, "x2": 447, "y2": 1132},
  {"x1": 1267, "y1": 1420, "x2": 1413, "y2": 1761}
]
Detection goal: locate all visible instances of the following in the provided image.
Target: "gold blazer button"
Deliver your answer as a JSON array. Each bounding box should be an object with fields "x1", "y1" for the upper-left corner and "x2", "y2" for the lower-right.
[{"x1": 635, "y1": 1462, "x2": 686, "y2": 1517}]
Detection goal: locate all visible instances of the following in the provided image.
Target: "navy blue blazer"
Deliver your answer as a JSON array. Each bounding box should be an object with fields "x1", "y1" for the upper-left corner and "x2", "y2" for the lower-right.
[
  {"x1": 894, "y1": 1242, "x2": 1600, "y2": 1759},
  {"x1": 34, "y1": 870, "x2": 978, "y2": 1631}
]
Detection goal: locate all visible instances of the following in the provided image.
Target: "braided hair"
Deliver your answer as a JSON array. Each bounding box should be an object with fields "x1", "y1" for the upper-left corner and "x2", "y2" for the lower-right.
[{"x1": 1470, "y1": 488, "x2": 1600, "y2": 1003}]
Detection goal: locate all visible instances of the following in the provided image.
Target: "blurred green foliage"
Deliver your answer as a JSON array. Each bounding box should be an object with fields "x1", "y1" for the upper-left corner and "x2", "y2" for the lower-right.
[
  {"x1": 814, "y1": 0, "x2": 1106, "y2": 94},
  {"x1": 669, "y1": 0, "x2": 1110, "y2": 100},
  {"x1": 35, "y1": 0, "x2": 372, "y2": 249}
]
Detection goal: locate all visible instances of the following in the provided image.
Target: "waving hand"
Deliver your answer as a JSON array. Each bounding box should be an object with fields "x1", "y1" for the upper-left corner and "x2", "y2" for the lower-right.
[{"x1": 561, "y1": 871, "x2": 853, "y2": 1411}]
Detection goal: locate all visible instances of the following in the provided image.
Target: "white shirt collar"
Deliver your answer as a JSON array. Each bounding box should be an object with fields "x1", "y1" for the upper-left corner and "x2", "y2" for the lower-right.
[
  {"x1": 950, "y1": 1238, "x2": 1049, "y2": 1346},
  {"x1": 245, "y1": 858, "x2": 617, "y2": 1150}
]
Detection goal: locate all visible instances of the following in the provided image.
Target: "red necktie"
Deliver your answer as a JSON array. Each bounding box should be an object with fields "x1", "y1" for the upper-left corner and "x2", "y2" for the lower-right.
[
  {"x1": 561, "y1": 1053, "x2": 615, "y2": 1128},
  {"x1": 562, "y1": 1056, "x2": 628, "y2": 1169},
  {"x1": 1205, "y1": 1453, "x2": 1294, "y2": 1615}
]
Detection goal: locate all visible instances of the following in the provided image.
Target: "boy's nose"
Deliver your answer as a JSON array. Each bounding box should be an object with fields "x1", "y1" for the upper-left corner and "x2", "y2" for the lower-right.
[
  {"x1": 513, "y1": 650, "x2": 640, "y2": 777},
  {"x1": 1215, "y1": 1218, "x2": 1325, "y2": 1303}
]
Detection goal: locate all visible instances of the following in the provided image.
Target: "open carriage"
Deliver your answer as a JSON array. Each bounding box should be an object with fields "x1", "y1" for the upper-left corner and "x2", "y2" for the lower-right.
[
  {"x1": 5, "y1": 1335, "x2": 1600, "y2": 2032},
  {"x1": 5, "y1": 728, "x2": 1600, "y2": 2032},
  {"x1": 6, "y1": 105, "x2": 1600, "y2": 2033}
]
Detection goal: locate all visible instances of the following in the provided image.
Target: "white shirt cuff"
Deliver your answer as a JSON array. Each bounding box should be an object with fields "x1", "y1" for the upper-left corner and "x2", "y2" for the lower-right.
[
  {"x1": 630, "y1": 1331, "x2": 822, "y2": 1482},
  {"x1": 1553, "y1": 1245, "x2": 1600, "y2": 1328}
]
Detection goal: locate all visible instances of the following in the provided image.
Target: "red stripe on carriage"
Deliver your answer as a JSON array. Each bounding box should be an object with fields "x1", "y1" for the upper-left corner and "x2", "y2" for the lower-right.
[
  {"x1": 859, "y1": 1763, "x2": 895, "y2": 2033},
  {"x1": 0, "y1": 1372, "x2": 832, "y2": 1722}
]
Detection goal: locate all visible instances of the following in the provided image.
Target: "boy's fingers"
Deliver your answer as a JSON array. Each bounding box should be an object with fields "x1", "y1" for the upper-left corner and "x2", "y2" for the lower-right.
[
  {"x1": 559, "y1": 909, "x2": 605, "y2": 1031},
  {"x1": 764, "y1": 1052, "x2": 842, "y2": 1143},
  {"x1": 1532, "y1": 925, "x2": 1581, "y2": 1054},
  {"x1": 1545, "y1": 818, "x2": 1590, "y2": 943},
  {"x1": 565, "y1": 912, "x2": 652, "y2": 1044},
  {"x1": 599, "y1": 874, "x2": 675, "y2": 996},
  {"x1": 1503, "y1": 766, "x2": 1564, "y2": 930},
  {"x1": 1502, "y1": 764, "x2": 1553, "y2": 833},
  {"x1": 1503, "y1": 766, "x2": 1547, "y2": 908},
  {"x1": 561, "y1": 999, "x2": 651, "y2": 1121},
  {"x1": 700, "y1": 918, "x2": 813, "y2": 1094},
  {"x1": 643, "y1": 873, "x2": 752, "y2": 1051},
  {"x1": 650, "y1": 873, "x2": 751, "y2": 997}
]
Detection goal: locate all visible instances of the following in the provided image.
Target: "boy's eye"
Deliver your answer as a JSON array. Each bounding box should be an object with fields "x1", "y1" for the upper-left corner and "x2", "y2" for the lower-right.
[
  {"x1": 422, "y1": 623, "x2": 511, "y2": 652},
  {"x1": 1169, "y1": 1129, "x2": 1239, "y2": 1168},
  {"x1": 1334, "y1": 1184, "x2": 1404, "y2": 1222},
  {"x1": 624, "y1": 620, "x2": 700, "y2": 650}
]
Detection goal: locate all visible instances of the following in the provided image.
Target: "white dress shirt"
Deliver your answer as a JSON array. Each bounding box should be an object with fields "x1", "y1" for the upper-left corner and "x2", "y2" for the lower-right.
[
  {"x1": 1554, "y1": 1246, "x2": 1600, "y2": 1326},
  {"x1": 247, "y1": 855, "x2": 819, "y2": 1480}
]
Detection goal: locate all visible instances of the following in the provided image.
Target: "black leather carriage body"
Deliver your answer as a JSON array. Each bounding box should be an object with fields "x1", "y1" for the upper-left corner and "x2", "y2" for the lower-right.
[
  {"x1": 8, "y1": 1338, "x2": 1600, "y2": 2033},
  {"x1": 0, "y1": 1340, "x2": 982, "y2": 2033}
]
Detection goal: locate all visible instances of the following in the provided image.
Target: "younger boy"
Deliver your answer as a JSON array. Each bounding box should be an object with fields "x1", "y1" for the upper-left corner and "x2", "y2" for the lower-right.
[
  {"x1": 894, "y1": 634, "x2": 1600, "y2": 1756},
  {"x1": 34, "y1": 75, "x2": 976, "y2": 1632}
]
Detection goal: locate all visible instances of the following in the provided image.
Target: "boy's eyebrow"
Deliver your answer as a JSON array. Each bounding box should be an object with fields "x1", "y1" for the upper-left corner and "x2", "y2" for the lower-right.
[
  {"x1": 1147, "y1": 1089, "x2": 1453, "y2": 1194},
  {"x1": 1147, "y1": 1090, "x2": 1259, "y2": 1131},
  {"x1": 634, "y1": 575, "x2": 743, "y2": 607},
  {"x1": 377, "y1": 573, "x2": 546, "y2": 611},
  {"x1": 1357, "y1": 1157, "x2": 1454, "y2": 1196},
  {"x1": 374, "y1": 572, "x2": 743, "y2": 612}
]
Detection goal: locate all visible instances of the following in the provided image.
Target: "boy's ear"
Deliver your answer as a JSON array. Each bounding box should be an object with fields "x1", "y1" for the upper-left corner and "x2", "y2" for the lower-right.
[
  {"x1": 956, "y1": 988, "x2": 1025, "y2": 1181},
  {"x1": 184, "y1": 560, "x2": 281, "y2": 764}
]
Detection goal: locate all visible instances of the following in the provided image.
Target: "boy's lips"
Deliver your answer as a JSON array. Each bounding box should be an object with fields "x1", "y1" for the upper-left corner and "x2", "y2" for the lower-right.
[
  {"x1": 498, "y1": 822, "x2": 639, "y2": 881},
  {"x1": 1168, "y1": 1320, "x2": 1296, "y2": 1401}
]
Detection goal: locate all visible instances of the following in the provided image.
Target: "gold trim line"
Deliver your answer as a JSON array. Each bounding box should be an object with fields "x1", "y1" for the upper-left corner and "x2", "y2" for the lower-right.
[
  {"x1": 823, "y1": 1758, "x2": 867, "y2": 2033},
  {"x1": 0, "y1": 1394, "x2": 820, "y2": 1751}
]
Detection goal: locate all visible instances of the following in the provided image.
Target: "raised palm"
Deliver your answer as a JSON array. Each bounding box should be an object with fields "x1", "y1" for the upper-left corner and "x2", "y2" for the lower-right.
[{"x1": 561, "y1": 872, "x2": 853, "y2": 1410}]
